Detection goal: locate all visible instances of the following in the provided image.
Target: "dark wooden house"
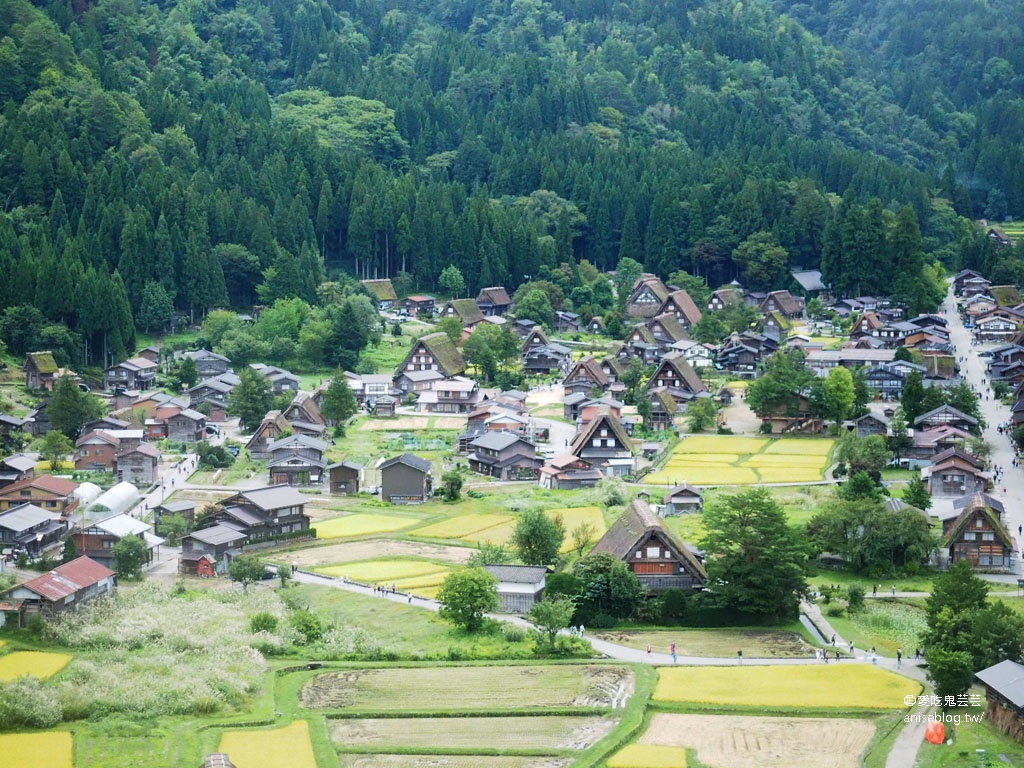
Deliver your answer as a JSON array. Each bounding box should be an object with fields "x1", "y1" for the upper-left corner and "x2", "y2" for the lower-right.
[
  {"x1": 976, "y1": 660, "x2": 1024, "y2": 744},
  {"x1": 590, "y1": 498, "x2": 706, "y2": 592},
  {"x1": 467, "y1": 432, "x2": 541, "y2": 480},
  {"x1": 379, "y1": 453, "x2": 432, "y2": 504},
  {"x1": 396, "y1": 332, "x2": 466, "y2": 379},
  {"x1": 326, "y1": 461, "x2": 361, "y2": 494},
  {"x1": 942, "y1": 493, "x2": 1014, "y2": 572}
]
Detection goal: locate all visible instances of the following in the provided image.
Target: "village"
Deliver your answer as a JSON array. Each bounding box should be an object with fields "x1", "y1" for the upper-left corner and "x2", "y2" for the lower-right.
[{"x1": 4, "y1": 261, "x2": 1024, "y2": 767}]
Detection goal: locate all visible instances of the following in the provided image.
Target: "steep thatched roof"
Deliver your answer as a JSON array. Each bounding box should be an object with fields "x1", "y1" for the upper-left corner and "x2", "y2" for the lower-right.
[
  {"x1": 26, "y1": 352, "x2": 58, "y2": 374},
  {"x1": 591, "y1": 498, "x2": 706, "y2": 581},
  {"x1": 415, "y1": 332, "x2": 466, "y2": 377},
  {"x1": 943, "y1": 494, "x2": 1013, "y2": 549},
  {"x1": 441, "y1": 298, "x2": 485, "y2": 325},
  {"x1": 362, "y1": 279, "x2": 398, "y2": 301}
]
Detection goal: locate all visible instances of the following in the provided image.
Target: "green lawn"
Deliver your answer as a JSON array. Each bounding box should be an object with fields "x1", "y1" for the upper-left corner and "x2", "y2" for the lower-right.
[{"x1": 914, "y1": 703, "x2": 1024, "y2": 768}]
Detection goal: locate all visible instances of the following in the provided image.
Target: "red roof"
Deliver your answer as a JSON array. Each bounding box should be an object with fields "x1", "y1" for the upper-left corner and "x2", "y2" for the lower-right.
[
  {"x1": 15, "y1": 556, "x2": 114, "y2": 603},
  {"x1": 0, "y1": 474, "x2": 79, "y2": 498}
]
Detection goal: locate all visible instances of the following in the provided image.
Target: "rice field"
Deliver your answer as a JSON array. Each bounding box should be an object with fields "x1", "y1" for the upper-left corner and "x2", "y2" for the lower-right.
[
  {"x1": 0, "y1": 731, "x2": 73, "y2": 768},
  {"x1": 410, "y1": 507, "x2": 606, "y2": 553},
  {"x1": 330, "y1": 715, "x2": 613, "y2": 750},
  {"x1": 219, "y1": 721, "x2": 317, "y2": 768},
  {"x1": 646, "y1": 436, "x2": 833, "y2": 486},
  {"x1": 314, "y1": 558, "x2": 451, "y2": 596},
  {"x1": 300, "y1": 665, "x2": 632, "y2": 711},
  {"x1": 636, "y1": 713, "x2": 875, "y2": 768},
  {"x1": 0, "y1": 650, "x2": 72, "y2": 681},
  {"x1": 592, "y1": 628, "x2": 813, "y2": 658},
  {"x1": 654, "y1": 665, "x2": 919, "y2": 710},
  {"x1": 315, "y1": 513, "x2": 421, "y2": 538},
  {"x1": 607, "y1": 745, "x2": 690, "y2": 768}
]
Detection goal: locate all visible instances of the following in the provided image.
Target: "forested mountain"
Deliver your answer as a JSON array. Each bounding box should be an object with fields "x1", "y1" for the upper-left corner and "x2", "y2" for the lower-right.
[{"x1": 0, "y1": 0, "x2": 1019, "y2": 367}]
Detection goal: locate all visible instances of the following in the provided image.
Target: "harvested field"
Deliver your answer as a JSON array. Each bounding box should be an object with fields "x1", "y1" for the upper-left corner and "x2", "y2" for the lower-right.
[
  {"x1": 607, "y1": 745, "x2": 689, "y2": 768},
  {"x1": 638, "y1": 713, "x2": 875, "y2": 768},
  {"x1": 654, "y1": 665, "x2": 919, "y2": 710},
  {"x1": 286, "y1": 540, "x2": 472, "y2": 568},
  {"x1": 330, "y1": 715, "x2": 614, "y2": 750},
  {"x1": 0, "y1": 650, "x2": 71, "y2": 681},
  {"x1": 338, "y1": 756, "x2": 571, "y2": 768},
  {"x1": 0, "y1": 731, "x2": 73, "y2": 768},
  {"x1": 675, "y1": 436, "x2": 769, "y2": 454},
  {"x1": 593, "y1": 629, "x2": 812, "y2": 658},
  {"x1": 301, "y1": 665, "x2": 633, "y2": 711},
  {"x1": 315, "y1": 514, "x2": 421, "y2": 538},
  {"x1": 219, "y1": 720, "x2": 317, "y2": 768}
]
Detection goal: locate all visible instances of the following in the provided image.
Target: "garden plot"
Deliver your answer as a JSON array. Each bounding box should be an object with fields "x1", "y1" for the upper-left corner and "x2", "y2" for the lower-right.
[
  {"x1": 410, "y1": 513, "x2": 513, "y2": 540},
  {"x1": 646, "y1": 436, "x2": 833, "y2": 486},
  {"x1": 301, "y1": 665, "x2": 632, "y2": 711},
  {"x1": 635, "y1": 713, "x2": 875, "y2": 768},
  {"x1": 0, "y1": 650, "x2": 71, "y2": 681},
  {"x1": 338, "y1": 757, "x2": 571, "y2": 768},
  {"x1": 219, "y1": 720, "x2": 317, "y2": 768},
  {"x1": 330, "y1": 715, "x2": 614, "y2": 750},
  {"x1": 0, "y1": 731, "x2": 73, "y2": 768},
  {"x1": 315, "y1": 513, "x2": 422, "y2": 538},
  {"x1": 654, "y1": 665, "x2": 919, "y2": 710}
]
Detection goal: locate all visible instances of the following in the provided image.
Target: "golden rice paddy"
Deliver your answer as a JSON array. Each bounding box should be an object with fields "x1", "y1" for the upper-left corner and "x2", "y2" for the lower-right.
[
  {"x1": 315, "y1": 558, "x2": 451, "y2": 597},
  {"x1": 654, "y1": 665, "x2": 919, "y2": 710},
  {"x1": 0, "y1": 650, "x2": 72, "y2": 681},
  {"x1": 219, "y1": 720, "x2": 317, "y2": 768},
  {"x1": 0, "y1": 731, "x2": 73, "y2": 768},
  {"x1": 647, "y1": 436, "x2": 833, "y2": 486},
  {"x1": 607, "y1": 745, "x2": 689, "y2": 768}
]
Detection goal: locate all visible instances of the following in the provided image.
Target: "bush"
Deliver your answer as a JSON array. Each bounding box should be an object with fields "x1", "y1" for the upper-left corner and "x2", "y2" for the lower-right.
[
  {"x1": 0, "y1": 677, "x2": 63, "y2": 727},
  {"x1": 502, "y1": 624, "x2": 527, "y2": 643},
  {"x1": 847, "y1": 584, "x2": 866, "y2": 613},
  {"x1": 288, "y1": 609, "x2": 325, "y2": 644},
  {"x1": 250, "y1": 612, "x2": 279, "y2": 633},
  {"x1": 826, "y1": 605, "x2": 846, "y2": 618}
]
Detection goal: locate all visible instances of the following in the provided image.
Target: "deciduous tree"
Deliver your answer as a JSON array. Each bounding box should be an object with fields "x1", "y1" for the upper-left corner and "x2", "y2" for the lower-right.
[
  {"x1": 512, "y1": 509, "x2": 565, "y2": 565},
  {"x1": 437, "y1": 567, "x2": 498, "y2": 632}
]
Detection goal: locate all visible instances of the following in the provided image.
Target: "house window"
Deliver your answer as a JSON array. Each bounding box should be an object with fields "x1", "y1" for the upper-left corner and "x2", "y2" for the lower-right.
[
  {"x1": 635, "y1": 550, "x2": 642, "y2": 558},
  {"x1": 646, "y1": 546, "x2": 660, "y2": 558},
  {"x1": 964, "y1": 532, "x2": 976, "y2": 541},
  {"x1": 976, "y1": 519, "x2": 984, "y2": 528},
  {"x1": 982, "y1": 532, "x2": 994, "y2": 541},
  {"x1": 592, "y1": 438, "x2": 600, "y2": 447}
]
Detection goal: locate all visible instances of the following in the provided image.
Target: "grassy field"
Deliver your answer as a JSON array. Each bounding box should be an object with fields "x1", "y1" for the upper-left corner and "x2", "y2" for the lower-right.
[
  {"x1": 592, "y1": 626, "x2": 814, "y2": 658},
  {"x1": 0, "y1": 650, "x2": 72, "y2": 681},
  {"x1": 289, "y1": 583, "x2": 532, "y2": 659},
  {"x1": 635, "y1": 713, "x2": 875, "y2": 768},
  {"x1": 219, "y1": 720, "x2": 317, "y2": 768},
  {"x1": 646, "y1": 436, "x2": 833, "y2": 485},
  {"x1": 654, "y1": 665, "x2": 920, "y2": 710},
  {"x1": 409, "y1": 506, "x2": 607, "y2": 553},
  {"x1": 0, "y1": 731, "x2": 73, "y2": 768},
  {"x1": 300, "y1": 665, "x2": 630, "y2": 711},
  {"x1": 330, "y1": 715, "x2": 614, "y2": 750}
]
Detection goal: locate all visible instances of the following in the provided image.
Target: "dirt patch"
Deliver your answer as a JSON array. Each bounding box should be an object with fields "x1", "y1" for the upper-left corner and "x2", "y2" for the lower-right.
[
  {"x1": 525, "y1": 385, "x2": 565, "y2": 407},
  {"x1": 574, "y1": 667, "x2": 634, "y2": 708},
  {"x1": 287, "y1": 540, "x2": 473, "y2": 568},
  {"x1": 640, "y1": 713, "x2": 876, "y2": 768},
  {"x1": 300, "y1": 670, "x2": 370, "y2": 709}
]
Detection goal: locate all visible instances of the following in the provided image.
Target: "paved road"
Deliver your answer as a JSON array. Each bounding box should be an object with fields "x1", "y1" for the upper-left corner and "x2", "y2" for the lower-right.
[{"x1": 942, "y1": 283, "x2": 1024, "y2": 569}]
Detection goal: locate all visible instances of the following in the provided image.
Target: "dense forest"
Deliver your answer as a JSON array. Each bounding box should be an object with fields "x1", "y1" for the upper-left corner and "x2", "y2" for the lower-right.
[{"x1": 1, "y1": 0, "x2": 1024, "y2": 367}]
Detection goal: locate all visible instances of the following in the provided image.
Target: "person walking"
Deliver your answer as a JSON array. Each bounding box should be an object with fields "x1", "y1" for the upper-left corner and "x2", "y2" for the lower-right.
[
  {"x1": 896, "y1": 648, "x2": 903, "y2": 667},
  {"x1": 830, "y1": 633, "x2": 836, "y2": 646},
  {"x1": 737, "y1": 650, "x2": 743, "y2": 664}
]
